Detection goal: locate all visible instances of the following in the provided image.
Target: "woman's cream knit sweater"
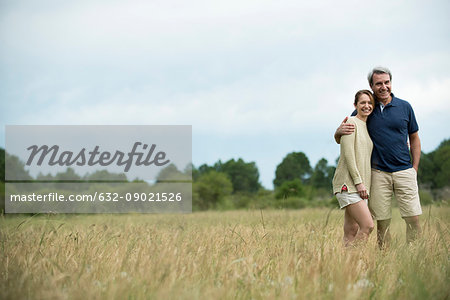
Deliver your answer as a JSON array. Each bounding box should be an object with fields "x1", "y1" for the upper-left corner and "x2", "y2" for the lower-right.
[{"x1": 332, "y1": 116, "x2": 373, "y2": 195}]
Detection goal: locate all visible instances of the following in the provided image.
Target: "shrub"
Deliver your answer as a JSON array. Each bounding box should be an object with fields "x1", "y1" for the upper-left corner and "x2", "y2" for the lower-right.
[
  {"x1": 419, "y1": 189, "x2": 434, "y2": 206},
  {"x1": 275, "y1": 179, "x2": 306, "y2": 199}
]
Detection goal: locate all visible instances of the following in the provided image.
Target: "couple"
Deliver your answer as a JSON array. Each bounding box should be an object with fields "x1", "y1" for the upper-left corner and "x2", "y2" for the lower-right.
[{"x1": 332, "y1": 67, "x2": 422, "y2": 248}]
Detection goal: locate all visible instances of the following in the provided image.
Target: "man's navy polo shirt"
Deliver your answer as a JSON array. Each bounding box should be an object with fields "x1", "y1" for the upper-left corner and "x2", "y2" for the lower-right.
[{"x1": 351, "y1": 94, "x2": 419, "y2": 173}]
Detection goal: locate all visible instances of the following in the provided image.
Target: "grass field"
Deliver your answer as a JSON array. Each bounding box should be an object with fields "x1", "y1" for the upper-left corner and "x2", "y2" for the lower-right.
[{"x1": 1, "y1": 206, "x2": 449, "y2": 299}]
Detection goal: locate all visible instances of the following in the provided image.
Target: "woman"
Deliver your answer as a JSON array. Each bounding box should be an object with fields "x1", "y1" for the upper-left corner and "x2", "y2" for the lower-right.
[{"x1": 332, "y1": 90, "x2": 375, "y2": 246}]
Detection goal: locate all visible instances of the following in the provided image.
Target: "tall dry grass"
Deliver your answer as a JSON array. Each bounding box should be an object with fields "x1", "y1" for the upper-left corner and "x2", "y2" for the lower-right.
[{"x1": 0, "y1": 206, "x2": 448, "y2": 299}]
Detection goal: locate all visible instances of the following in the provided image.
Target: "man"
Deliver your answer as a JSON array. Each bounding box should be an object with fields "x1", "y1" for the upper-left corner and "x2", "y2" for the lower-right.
[{"x1": 334, "y1": 66, "x2": 422, "y2": 248}]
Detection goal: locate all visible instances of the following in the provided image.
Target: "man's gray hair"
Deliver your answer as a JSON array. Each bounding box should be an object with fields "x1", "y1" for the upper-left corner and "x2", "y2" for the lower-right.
[{"x1": 368, "y1": 66, "x2": 392, "y2": 86}]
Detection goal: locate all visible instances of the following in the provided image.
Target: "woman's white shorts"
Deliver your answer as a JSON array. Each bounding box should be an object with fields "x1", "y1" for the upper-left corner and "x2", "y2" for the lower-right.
[{"x1": 336, "y1": 191, "x2": 367, "y2": 209}]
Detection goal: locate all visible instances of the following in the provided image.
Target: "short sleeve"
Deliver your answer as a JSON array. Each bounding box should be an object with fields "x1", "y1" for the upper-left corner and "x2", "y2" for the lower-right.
[{"x1": 407, "y1": 103, "x2": 419, "y2": 134}]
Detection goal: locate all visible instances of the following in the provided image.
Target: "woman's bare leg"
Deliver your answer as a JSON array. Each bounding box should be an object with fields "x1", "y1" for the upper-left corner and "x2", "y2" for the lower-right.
[
  {"x1": 343, "y1": 208, "x2": 359, "y2": 246},
  {"x1": 344, "y1": 201, "x2": 374, "y2": 245}
]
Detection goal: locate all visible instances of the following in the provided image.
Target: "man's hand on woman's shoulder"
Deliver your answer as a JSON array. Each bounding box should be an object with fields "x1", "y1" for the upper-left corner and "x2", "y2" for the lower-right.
[{"x1": 334, "y1": 116, "x2": 355, "y2": 144}]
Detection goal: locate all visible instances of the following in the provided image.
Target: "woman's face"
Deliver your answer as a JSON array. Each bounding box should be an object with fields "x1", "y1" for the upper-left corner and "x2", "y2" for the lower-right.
[{"x1": 355, "y1": 94, "x2": 373, "y2": 118}]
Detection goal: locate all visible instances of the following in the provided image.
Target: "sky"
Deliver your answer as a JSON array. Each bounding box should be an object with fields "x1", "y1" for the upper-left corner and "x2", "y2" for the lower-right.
[{"x1": 1, "y1": 0, "x2": 449, "y2": 189}]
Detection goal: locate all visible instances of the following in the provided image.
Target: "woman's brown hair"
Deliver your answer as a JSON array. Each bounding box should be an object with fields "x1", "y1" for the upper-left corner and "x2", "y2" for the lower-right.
[{"x1": 354, "y1": 89, "x2": 375, "y2": 107}]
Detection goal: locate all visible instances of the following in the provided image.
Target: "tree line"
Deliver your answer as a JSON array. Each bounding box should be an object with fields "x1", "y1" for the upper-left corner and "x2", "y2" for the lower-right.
[
  {"x1": 0, "y1": 138, "x2": 449, "y2": 212},
  {"x1": 189, "y1": 138, "x2": 449, "y2": 209}
]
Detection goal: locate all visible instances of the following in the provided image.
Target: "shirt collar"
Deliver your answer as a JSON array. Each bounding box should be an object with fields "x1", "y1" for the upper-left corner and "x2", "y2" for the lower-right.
[{"x1": 377, "y1": 93, "x2": 397, "y2": 107}]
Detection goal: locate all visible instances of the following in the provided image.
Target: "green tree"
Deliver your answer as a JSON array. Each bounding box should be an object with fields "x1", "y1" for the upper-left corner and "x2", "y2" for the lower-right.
[
  {"x1": 52, "y1": 168, "x2": 82, "y2": 190},
  {"x1": 432, "y1": 139, "x2": 450, "y2": 188},
  {"x1": 273, "y1": 152, "x2": 311, "y2": 187},
  {"x1": 193, "y1": 171, "x2": 233, "y2": 210},
  {"x1": 54, "y1": 168, "x2": 81, "y2": 181},
  {"x1": 418, "y1": 151, "x2": 435, "y2": 188},
  {"x1": 0, "y1": 148, "x2": 4, "y2": 213},
  {"x1": 275, "y1": 178, "x2": 306, "y2": 199},
  {"x1": 310, "y1": 158, "x2": 335, "y2": 189},
  {"x1": 215, "y1": 158, "x2": 261, "y2": 193},
  {"x1": 194, "y1": 163, "x2": 215, "y2": 180},
  {"x1": 36, "y1": 172, "x2": 55, "y2": 180},
  {"x1": 418, "y1": 139, "x2": 450, "y2": 189},
  {"x1": 193, "y1": 159, "x2": 261, "y2": 194},
  {"x1": 156, "y1": 163, "x2": 189, "y2": 182},
  {"x1": 183, "y1": 163, "x2": 194, "y2": 178},
  {"x1": 4, "y1": 152, "x2": 32, "y2": 181},
  {"x1": 84, "y1": 170, "x2": 128, "y2": 181},
  {"x1": 0, "y1": 148, "x2": 5, "y2": 182}
]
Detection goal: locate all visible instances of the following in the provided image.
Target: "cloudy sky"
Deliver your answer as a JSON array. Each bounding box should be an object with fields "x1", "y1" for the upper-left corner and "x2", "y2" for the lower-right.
[{"x1": 1, "y1": 0, "x2": 449, "y2": 188}]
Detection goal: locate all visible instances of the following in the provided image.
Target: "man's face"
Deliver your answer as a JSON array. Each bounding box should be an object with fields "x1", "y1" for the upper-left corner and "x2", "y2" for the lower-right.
[{"x1": 370, "y1": 73, "x2": 391, "y2": 102}]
